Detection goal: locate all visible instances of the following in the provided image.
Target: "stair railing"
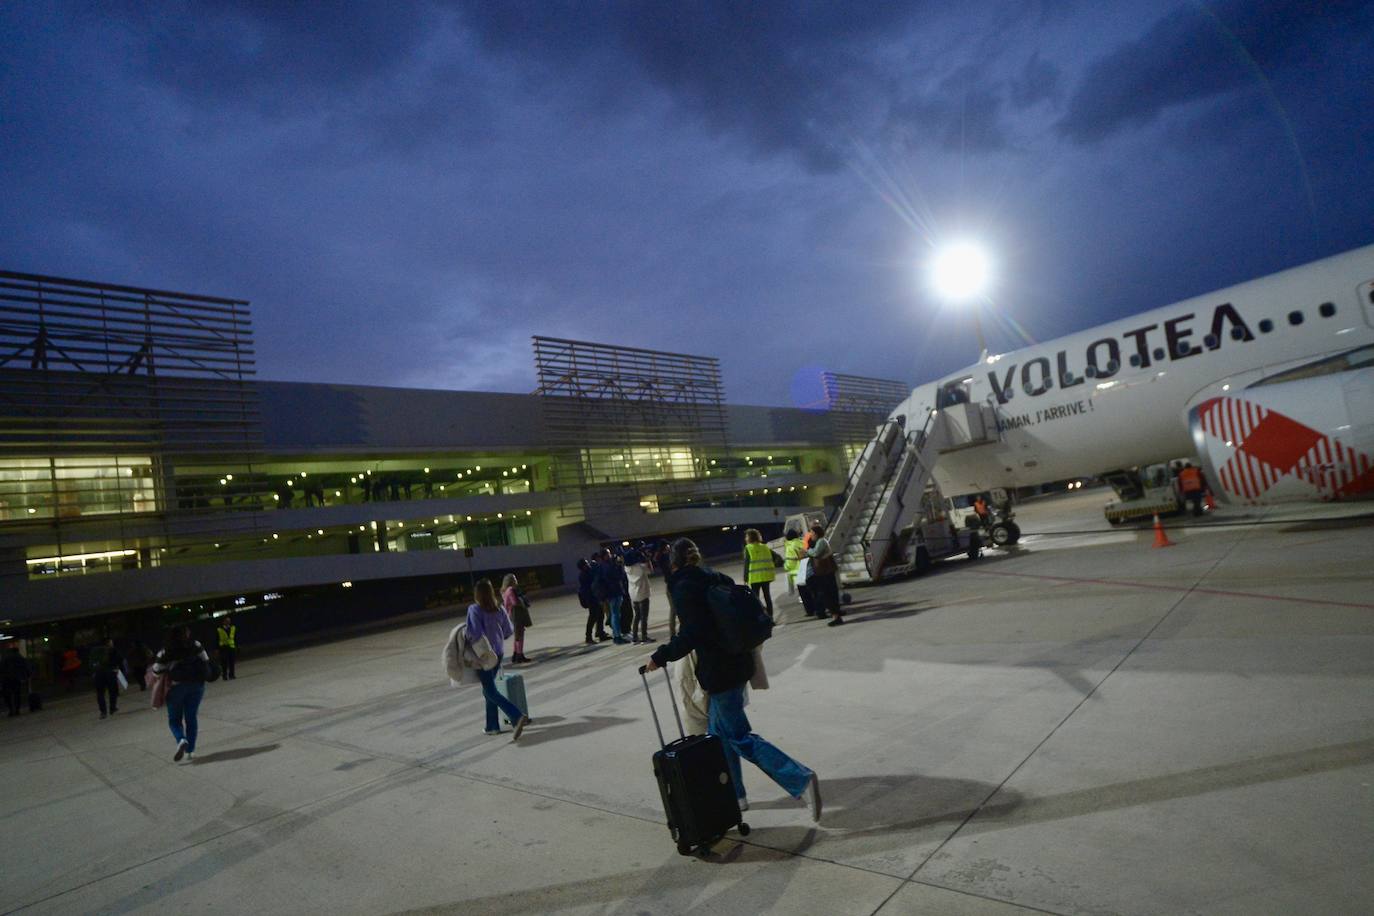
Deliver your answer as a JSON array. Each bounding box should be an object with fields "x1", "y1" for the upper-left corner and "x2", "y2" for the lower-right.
[{"x1": 859, "y1": 409, "x2": 936, "y2": 581}]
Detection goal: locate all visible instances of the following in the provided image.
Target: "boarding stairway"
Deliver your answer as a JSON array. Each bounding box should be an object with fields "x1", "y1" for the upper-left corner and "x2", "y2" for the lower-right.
[{"x1": 828, "y1": 401, "x2": 1001, "y2": 586}]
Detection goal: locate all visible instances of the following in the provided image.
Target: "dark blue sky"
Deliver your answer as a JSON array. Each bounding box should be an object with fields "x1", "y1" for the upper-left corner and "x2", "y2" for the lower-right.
[{"x1": 3, "y1": 1, "x2": 1373, "y2": 406}]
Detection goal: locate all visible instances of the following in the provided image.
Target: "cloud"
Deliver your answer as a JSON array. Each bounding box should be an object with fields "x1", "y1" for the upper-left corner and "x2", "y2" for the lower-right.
[
  {"x1": 456, "y1": 1, "x2": 941, "y2": 172},
  {"x1": 889, "y1": 64, "x2": 1012, "y2": 153},
  {"x1": 1057, "y1": 0, "x2": 1374, "y2": 143},
  {"x1": 1010, "y1": 51, "x2": 1061, "y2": 108},
  {"x1": 115, "y1": 1, "x2": 436, "y2": 108}
]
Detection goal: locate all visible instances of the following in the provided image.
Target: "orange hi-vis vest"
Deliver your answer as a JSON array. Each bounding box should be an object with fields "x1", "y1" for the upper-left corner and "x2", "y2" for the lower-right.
[{"x1": 1178, "y1": 466, "x2": 1203, "y2": 493}]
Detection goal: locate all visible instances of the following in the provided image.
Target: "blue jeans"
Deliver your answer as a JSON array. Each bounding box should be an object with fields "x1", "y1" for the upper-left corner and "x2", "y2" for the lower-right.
[
  {"x1": 476, "y1": 660, "x2": 524, "y2": 732},
  {"x1": 166, "y1": 682, "x2": 205, "y2": 752},
  {"x1": 607, "y1": 597, "x2": 624, "y2": 639},
  {"x1": 707, "y1": 684, "x2": 812, "y2": 800}
]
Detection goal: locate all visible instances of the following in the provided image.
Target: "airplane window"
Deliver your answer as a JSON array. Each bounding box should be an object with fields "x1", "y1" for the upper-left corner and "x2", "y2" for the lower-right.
[
  {"x1": 1230, "y1": 327, "x2": 1246, "y2": 340},
  {"x1": 1085, "y1": 366, "x2": 1096, "y2": 377},
  {"x1": 1204, "y1": 334, "x2": 1218, "y2": 348},
  {"x1": 1259, "y1": 319, "x2": 1274, "y2": 333},
  {"x1": 1288, "y1": 310, "x2": 1304, "y2": 326},
  {"x1": 1152, "y1": 347, "x2": 1166, "y2": 361},
  {"x1": 1129, "y1": 354, "x2": 1141, "y2": 367},
  {"x1": 1319, "y1": 302, "x2": 1336, "y2": 318},
  {"x1": 1106, "y1": 360, "x2": 1119, "y2": 373}
]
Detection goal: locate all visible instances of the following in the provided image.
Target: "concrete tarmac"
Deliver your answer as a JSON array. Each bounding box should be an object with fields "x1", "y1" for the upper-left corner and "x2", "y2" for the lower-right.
[{"x1": 3, "y1": 491, "x2": 1373, "y2": 915}]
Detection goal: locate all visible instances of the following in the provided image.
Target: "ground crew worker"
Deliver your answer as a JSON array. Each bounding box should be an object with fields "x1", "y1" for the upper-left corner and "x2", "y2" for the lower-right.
[
  {"x1": 216, "y1": 615, "x2": 238, "y2": 680},
  {"x1": 783, "y1": 525, "x2": 806, "y2": 596},
  {"x1": 973, "y1": 495, "x2": 990, "y2": 524},
  {"x1": 742, "y1": 529, "x2": 777, "y2": 619},
  {"x1": 1178, "y1": 462, "x2": 1206, "y2": 517}
]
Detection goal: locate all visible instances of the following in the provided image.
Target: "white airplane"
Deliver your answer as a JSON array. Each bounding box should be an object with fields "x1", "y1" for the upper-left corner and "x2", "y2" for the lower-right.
[{"x1": 896, "y1": 242, "x2": 1374, "y2": 508}]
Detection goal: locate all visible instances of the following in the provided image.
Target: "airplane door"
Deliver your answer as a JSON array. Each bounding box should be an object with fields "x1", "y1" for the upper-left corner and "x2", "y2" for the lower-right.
[{"x1": 1361, "y1": 279, "x2": 1374, "y2": 329}]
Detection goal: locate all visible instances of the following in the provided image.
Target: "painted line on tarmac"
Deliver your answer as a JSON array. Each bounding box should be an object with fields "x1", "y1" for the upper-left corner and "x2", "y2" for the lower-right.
[
  {"x1": 888, "y1": 525, "x2": 1260, "y2": 903},
  {"x1": 970, "y1": 569, "x2": 1374, "y2": 611}
]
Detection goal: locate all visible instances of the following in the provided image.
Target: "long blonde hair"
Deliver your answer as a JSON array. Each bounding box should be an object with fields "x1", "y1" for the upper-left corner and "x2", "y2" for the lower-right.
[
  {"x1": 501, "y1": 573, "x2": 518, "y2": 593},
  {"x1": 474, "y1": 578, "x2": 499, "y2": 611}
]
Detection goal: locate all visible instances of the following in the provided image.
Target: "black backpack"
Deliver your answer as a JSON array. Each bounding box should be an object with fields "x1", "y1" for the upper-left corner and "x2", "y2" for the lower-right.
[
  {"x1": 168, "y1": 647, "x2": 218, "y2": 683},
  {"x1": 705, "y1": 583, "x2": 774, "y2": 654}
]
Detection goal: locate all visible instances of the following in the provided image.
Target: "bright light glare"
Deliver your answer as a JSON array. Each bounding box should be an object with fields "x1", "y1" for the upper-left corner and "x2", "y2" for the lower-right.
[{"x1": 929, "y1": 241, "x2": 992, "y2": 301}]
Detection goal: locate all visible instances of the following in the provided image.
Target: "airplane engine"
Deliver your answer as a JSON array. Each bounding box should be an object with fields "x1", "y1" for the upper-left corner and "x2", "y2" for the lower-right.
[{"x1": 1189, "y1": 367, "x2": 1374, "y2": 505}]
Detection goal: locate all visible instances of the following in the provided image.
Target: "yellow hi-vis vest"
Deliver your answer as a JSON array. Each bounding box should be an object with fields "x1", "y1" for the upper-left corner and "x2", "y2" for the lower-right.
[
  {"x1": 783, "y1": 538, "x2": 806, "y2": 573},
  {"x1": 743, "y1": 542, "x2": 777, "y2": 585},
  {"x1": 217, "y1": 625, "x2": 237, "y2": 649}
]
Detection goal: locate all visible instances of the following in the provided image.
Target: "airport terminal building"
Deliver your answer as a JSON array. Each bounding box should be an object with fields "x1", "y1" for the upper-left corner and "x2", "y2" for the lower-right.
[{"x1": 0, "y1": 271, "x2": 901, "y2": 658}]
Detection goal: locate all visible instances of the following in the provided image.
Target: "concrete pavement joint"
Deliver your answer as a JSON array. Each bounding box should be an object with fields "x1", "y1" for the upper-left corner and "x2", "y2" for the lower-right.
[
  {"x1": 12, "y1": 709, "x2": 928, "y2": 915},
  {"x1": 971, "y1": 569, "x2": 1374, "y2": 611},
  {"x1": 4, "y1": 756, "x2": 417, "y2": 915},
  {"x1": 881, "y1": 876, "x2": 1069, "y2": 916},
  {"x1": 896, "y1": 522, "x2": 1256, "y2": 895},
  {"x1": 47, "y1": 733, "x2": 155, "y2": 821}
]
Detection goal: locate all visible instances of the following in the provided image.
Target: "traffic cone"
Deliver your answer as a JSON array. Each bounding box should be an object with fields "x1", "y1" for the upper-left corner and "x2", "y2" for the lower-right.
[
  {"x1": 1151, "y1": 513, "x2": 1173, "y2": 548},
  {"x1": 1204, "y1": 490, "x2": 1216, "y2": 512}
]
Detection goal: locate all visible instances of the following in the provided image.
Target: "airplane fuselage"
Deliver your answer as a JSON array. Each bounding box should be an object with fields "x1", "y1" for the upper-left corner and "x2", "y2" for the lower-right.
[{"x1": 896, "y1": 244, "x2": 1374, "y2": 497}]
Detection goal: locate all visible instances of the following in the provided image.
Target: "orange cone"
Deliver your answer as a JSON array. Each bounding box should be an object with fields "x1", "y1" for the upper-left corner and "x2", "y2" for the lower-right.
[
  {"x1": 1151, "y1": 513, "x2": 1173, "y2": 548},
  {"x1": 1204, "y1": 490, "x2": 1216, "y2": 512}
]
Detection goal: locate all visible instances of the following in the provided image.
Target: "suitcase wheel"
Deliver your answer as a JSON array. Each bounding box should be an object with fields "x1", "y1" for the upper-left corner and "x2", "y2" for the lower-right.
[{"x1": 737, "y1": 822, "x2": 751, "y2": 836}]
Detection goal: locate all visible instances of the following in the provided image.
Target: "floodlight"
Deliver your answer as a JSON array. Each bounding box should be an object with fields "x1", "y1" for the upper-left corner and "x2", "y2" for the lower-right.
[{"x1": 929, "y1": 241, "x2": 992, "y2": 301}]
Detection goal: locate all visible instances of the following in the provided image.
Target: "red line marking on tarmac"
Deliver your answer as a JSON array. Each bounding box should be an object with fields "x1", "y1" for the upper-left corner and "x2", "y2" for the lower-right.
[{"x1": 972, "y1": 569, "x2": 1374, "y2": 611}]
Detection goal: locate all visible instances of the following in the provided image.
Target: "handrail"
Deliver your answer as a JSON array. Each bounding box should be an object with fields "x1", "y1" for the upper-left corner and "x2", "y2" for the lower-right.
[
  {"x1": 825, "y1": 418, "x2": 899, "y2": 529},
  {"x1": 859, "y1": 409, "x2": 936, "y2": 579}
]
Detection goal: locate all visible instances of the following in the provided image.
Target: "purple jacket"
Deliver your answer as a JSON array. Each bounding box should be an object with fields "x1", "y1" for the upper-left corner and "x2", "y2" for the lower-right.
[{"x1": 465, "y1": 603, "x2": 513, "y2": 659}]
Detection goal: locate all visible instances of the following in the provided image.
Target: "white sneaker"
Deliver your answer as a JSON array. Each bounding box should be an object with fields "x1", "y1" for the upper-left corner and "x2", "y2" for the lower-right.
[
  {"x1": 185, "y1": 752, "x2": 194, "y2": 762},
  {"x1": 738, "y1": 797, "x2": 749, "y2": 812},
  {"x1": 173, "y1": 739, "x2": 188, "y2": 762},
  {"x1": 484, "y1": 729, "x2": 502, "y2": 736},
  {"x1": 802, "y1": 773, "x2": 822, "y2": 823}
]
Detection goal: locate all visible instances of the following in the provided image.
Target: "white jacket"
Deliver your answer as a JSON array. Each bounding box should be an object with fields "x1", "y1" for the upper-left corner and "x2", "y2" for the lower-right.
[
  {"x1": 442, "y1": 623, "x2": 494, "y2": 687},
  {"x1": 627, "y1": 562, "x2": 651, "y2": 602}
]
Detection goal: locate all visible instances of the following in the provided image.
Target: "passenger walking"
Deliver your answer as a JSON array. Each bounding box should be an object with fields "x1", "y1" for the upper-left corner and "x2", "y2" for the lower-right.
[
  {"x1": 741, "y1": 529, "x2": 777, "y2": 619},
  {"x1": 615, "y1": 555, "x2": 632, "y2": 644},
  {"x1": 1, "y1": 648, "x2": 31, "y2": 717},
  {"x1": 466, "y1": 579, "x2": 530, "y2": 739},
  {"x1": 578, "y1": 558, "x2": 606, "y2": 645},
  {"x1": 502, "y1": 573, "x2": 533, "y2": 664},
  {"x1": 594, "y1": 550, "x2": 626, "y2": 644},
  {"x1": 807, "y1": 523, "x2": 843, "y2": 626},
  {"x1": 579, "y1": 552, "x2": 607, "y2": 645},
  {"x1": 783, "y1": 526, "x2": 805, "y2": 596},
  {"x1": 216, "y1": 615, "x2": 238, "y2": 680},
  {"x1": 643, "y1": 539, "x2": 822, "y2": 820},
  {"x1": 59, "y1": 647, "x2": 81, "y2": 691},
  {"x1": 89, "y1": 638, "x2": 123, "y2": 719},
  {"x1": 625, "y1": 549, "x2": 654, "y2": 644},
  {"x1": 152, "y1": 626, "x2": 211, "y2": 761},
  {"x1": 652, "y1": 541, "x2": 677, "y2": 638},
  {"x1": 126, "y1": 640, "x2": 150, "y2": 690}
]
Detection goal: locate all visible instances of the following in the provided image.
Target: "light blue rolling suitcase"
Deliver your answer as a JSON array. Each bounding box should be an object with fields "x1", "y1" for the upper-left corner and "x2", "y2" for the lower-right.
[{"x1": 497, "y1": 672, "x2": 528, "y2": 725}]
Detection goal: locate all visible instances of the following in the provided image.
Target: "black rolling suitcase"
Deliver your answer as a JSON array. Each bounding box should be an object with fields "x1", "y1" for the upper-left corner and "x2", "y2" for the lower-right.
[{"x1": 639, "y1": 664, "x2": 749, "y2": 856}]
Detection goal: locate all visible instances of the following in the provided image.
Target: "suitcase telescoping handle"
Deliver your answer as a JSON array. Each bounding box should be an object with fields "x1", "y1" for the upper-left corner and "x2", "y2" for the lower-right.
[{"x1": 639, "y1": 664, "x2": 686, "y2": 749}]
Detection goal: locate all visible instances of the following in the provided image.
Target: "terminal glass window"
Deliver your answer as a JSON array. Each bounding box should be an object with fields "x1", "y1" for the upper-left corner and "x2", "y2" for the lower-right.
[{"x1": 0, "y1": 457, "x2": 157, "y2": 521}]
